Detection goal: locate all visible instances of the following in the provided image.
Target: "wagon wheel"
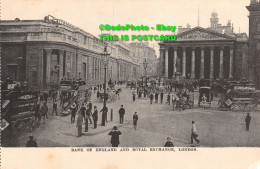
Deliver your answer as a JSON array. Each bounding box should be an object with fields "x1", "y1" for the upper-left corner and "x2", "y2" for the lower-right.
[{"x1": 12, "y1": 120, "x2": 25, "y2": 136}]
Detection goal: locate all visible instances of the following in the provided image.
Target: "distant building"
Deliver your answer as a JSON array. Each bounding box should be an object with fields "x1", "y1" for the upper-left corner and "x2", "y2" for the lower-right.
[
  {"x1": 159, "y1": 11, "x2": 248, "y2": 81},
  {"x1": 0, "y1": 15, "x2": 140, "y2": 89},
  {"x1": 128, "y1": 42, "x2": 157, "y2": 77},
  {"x1": 247, "y1": 0, "x2": 260, "y2": 89}
]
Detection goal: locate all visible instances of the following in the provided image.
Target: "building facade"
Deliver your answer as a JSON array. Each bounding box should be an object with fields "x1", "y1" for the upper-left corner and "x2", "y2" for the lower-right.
[
  {"x1": 247, "y1": 0, "x2": 260, "y2": 89},
  {"x1": 159, "y1": 12, "x2": 248, "y2": 81},
  {"x1": 0, "y1": 15, "x2": 140, "y2": 89},
  {"x1": 129, "y1": 42, "x2": 157, "y2": 77}
]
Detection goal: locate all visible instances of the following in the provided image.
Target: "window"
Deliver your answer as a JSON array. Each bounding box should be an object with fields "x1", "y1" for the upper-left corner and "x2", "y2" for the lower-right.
[
  {"x1": 84, "y1": 36, "x2": 87, "y2": 45},
  {"x1": 257, "y1": 23, "x2": 260, "y2": 32}
]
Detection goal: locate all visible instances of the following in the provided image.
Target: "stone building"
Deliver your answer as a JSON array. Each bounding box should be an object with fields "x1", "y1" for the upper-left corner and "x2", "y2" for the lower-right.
[
  {"x1": 129, "y1": 42, "x2": 157, "y2": 77},
  {"x1": 0, "y1": 15, "x2": 140, "y2": 89},
  {"x1": 159, "y1": 11, "x2": 248, "y2": 81},
  {"x1": 247, "y1": 0, "x2": 260, "y2": 89}
]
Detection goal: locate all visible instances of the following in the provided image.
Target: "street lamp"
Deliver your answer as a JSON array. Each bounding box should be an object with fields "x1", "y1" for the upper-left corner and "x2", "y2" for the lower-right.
[
  {"x1": 143, "y1": 58, "x2": 148, "y2": 97},
  {"x1": 102, "y1": 45, "x2": 110, "y2": 106},
  {"x1": 143, "y1": 58, "x2": 148, "y2": 87}
]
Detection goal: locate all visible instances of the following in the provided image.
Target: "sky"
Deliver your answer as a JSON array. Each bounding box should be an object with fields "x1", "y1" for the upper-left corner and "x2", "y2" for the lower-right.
[{"x1": 1, "y1": 0, "x2": 250, "y2": 55}]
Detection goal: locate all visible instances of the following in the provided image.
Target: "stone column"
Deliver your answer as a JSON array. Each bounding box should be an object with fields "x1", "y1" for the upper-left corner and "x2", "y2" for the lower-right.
[
  {"x1": 165, "y1": 47, "x2": 169, "y2": 78},
  {"x1": 219, "y1": 46, "x2": 224, "y2": 78},
  {"x1": 77, "y1": 53, "x2": 82, "y2": 78},
  {"x1": 210, "y1": 46, "x2": 214, "y2": 79},
  {"x1": 182, "y1": 48, "x2": 186, "y2": 77},
  {"x1": 173, "y1": 47, "x2": 177, "y2": 77},
  {"x1": 229, "y1": 47, "x2": 234, "y2": 79},
  {"x1": 191, "y1": 47, "x2": 195, "y2": 79},
  {"x1": 45, "y1": 49, "x2": 52, "y2": 83},
  {"x1": 59, "y1": 49, "x2": 64, "y2": 81},
  {"x1": 200, "y1": 47, "x2": 205, "y2": 79},
  {"x1": 38, "y1": 49, "x2": 44, "y2": 87}
]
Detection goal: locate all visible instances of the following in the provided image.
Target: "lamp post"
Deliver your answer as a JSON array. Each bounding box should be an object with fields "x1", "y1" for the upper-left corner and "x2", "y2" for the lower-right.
[
  {"x1": 102, "y1": 45, "x2": 110, "y2": 106},
  {"x1": 143, "y1": 58, "x2": 148, "y2": 87}
]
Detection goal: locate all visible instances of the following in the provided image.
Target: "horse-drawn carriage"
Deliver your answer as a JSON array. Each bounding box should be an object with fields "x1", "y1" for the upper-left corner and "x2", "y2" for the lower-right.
[
  {"x1": 1, "y1": 89, "x2": 39, "y2": 136},
  {"x1": 98, "y1": 89, "x2": 120, "y2": 103},
  {"x1": 59, "y1": 80, "x2": 86, "y2": 115},
  {"x1": 198, "y1": 79, "x2": 213, "y2": 108},
  {"x1": 174, "y1": 83, "x2": 194, "y2": 110},
  {"x1": 218, "y1": 81, "x2": 260, "y2": 111}
]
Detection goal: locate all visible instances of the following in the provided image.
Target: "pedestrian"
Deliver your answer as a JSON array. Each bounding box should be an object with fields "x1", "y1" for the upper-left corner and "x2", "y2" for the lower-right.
[
  {"x1": 97, "y1": 90, "x2": 100, "y2": 99},
  {"x1": 34, "y1": 101, "x2": 41, "y2": 124},
  {"x1": 26, "y1": 136, "x2": 38, "y2": 147},
  {"x1": 132, "y1": 93, "x2": 136, "y2": 102},
  {"x1": 80, "y1": 103, "x2": 86, "y2": 119},
  {"x1": 166, "y1": 93, "x2": 171, "y2": 105},
  {"x1": 245, "y1": 113, "x2": 251, "y2": 131},
  {"x1": 172, "y1": 94, "x2": 176, "y2": 111},
  {"x1": 92, "y1": 106, "x2": 98, "y2": 129},
  {"x1": 86, "y1": 104, "x2": 93, "y2": 124},
  {"x1": 175, "y1": 94, "x2": 181, "y2": 111},
  {"x1": 160, "y1": 92, "x2": 164, "y2": 103},
  {"x1": 70, "y1": 103, "x2": 77, "y2": 124},
  {"x1": 100, "y1": 103, "x2": 108, "y2": 126},
  {"x1": 138, "y1": 90, "x2": 142, "y2": 98},
  {"x1": 164, "y1": 137, "x2": 174, "y2": 147},
  {"x1": 201, "y1": 94, "x2": 207, "y2": 109},
  {"x1": 88, "y1": 100, "x2": 93, "y2": 112},
  {"x1": 40, "y1": 101, "x2": 48, "y2": 124},
  {"x1": 117, "y1": 91, "x2": 120, "y2": 100},
  {"x1": 108, "y1": 126, "x2": 122, "y2": 147},
  {"x1": 59, "y1": 92, "x2": 64, "y2": 106},
  {"x1": 51, "y1": 90, "x2": 56, "y2": 103},
  {"x1": 52, "y1": 100, "x2": 58, "y2": 116},
  {"x1": 155, "y1": 92, "x2": 159, "y2": 103},
  {"x1": 191, "y1": 121, "x2": 200, "y2": 144},
  {"x1": 118, "y1": 105, "x2": 125, "y2": 124},
  {"x1": 149, "y1": 93, "x2": 154, "y2": 104},
  {"x1": 43, "y1": 90, "x2": 48, "y2": 102},
  {"x1": 133, "y1": 112, "x2": 138, "y2": 130},
  {"x1": 76, "y1": 111, "x2": 84, "y2": 137},
  {"x1": 84, "y1": 105, "x2": 90, "y2": 132}
]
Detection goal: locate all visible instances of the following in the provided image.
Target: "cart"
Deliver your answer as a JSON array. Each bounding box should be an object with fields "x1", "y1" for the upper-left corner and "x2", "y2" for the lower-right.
[{"x1": 198, "y1": 79, "x2": 212, "y2": 108}]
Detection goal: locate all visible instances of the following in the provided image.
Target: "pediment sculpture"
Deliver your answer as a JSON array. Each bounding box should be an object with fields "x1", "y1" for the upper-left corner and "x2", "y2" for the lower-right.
[{"x1": 177, "y1": 30, "x2": 227, "y2": 40}]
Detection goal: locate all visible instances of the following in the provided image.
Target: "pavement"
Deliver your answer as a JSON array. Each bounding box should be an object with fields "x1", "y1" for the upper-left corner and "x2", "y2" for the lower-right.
[{"x1": 4, "y1": 85, "x2": 260, "y2": 147}]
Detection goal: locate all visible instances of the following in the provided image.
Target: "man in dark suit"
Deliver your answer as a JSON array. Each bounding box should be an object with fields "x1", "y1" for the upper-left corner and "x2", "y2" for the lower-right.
[
  {"x1": 108, "y1": 126, "x2": 122, "y2": 147},
  {"x1": 26, "y1": 136, "x2": 38, "y2": 147},
  {"x1": 245, "y1": 113, "x2": 251, "y2": 131},
  {"x1": 100, "y1": 104, "x2": 108, "y2": 126},
  {"x1": 118, "y1": 105, "x2": 125, "y2": 124},
  {"x1": 155, "y1": 92, "x2": 159, "y2": 103},
  {"x1": 92, "y1": 106, "x2": 98, "y2": 129},
  {"x1": 160, "y1": 92, "x2": 164, "y2": 103},
  {"x1": 164, "y1": 137, "x2": 174, "y2": 147}
]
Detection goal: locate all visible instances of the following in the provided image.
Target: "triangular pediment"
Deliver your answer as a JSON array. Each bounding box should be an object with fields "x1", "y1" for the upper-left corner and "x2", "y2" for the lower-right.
[{"x1": 175, "y1": 27, "x2": 236, "y2": 41}]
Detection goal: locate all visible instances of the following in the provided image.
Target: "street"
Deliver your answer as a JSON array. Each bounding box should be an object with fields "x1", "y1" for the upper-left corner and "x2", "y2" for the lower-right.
[{"x1": 6, "y1": 86, "x2": 260, "y2": 147}]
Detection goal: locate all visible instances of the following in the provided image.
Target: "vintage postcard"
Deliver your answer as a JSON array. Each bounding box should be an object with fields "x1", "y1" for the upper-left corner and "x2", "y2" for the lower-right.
[{"x1": 1, "y1": 0, "x2": 260, "y2": 168}]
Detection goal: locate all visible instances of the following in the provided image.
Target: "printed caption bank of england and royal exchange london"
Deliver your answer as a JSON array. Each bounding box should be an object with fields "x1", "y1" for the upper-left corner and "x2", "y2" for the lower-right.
[{"x1": 0, "y1": 15, "x2": 141, "y2": 89}]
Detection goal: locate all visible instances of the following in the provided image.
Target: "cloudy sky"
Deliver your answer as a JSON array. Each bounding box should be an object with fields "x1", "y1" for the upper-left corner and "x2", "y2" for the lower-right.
[{"x1": 2, "y1": 0, "x2": 250, "y2": 53}]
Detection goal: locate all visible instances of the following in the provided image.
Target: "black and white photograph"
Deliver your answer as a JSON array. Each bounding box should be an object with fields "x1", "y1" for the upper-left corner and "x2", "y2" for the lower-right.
[{"x1": 1, "y1": 0, "x2": 260, "y2": 149}]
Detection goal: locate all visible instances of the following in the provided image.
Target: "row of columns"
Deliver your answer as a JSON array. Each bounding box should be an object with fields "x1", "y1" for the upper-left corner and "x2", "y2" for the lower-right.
[
  {"x1": 44, "y1": 49, "x2": 83, "y2": 83},
  {"x1": 161, "y1": 46, "x2": 234, "y2": 79}
]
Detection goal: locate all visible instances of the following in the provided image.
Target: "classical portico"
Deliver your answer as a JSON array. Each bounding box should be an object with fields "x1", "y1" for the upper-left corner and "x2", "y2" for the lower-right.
[{"x1": 159, "y1": 27, "x2": 237, "y2": 80}]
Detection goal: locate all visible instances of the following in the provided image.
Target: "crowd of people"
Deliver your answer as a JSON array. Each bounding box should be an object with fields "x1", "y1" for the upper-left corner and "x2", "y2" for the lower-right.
[{"x1": 27, "y1": 79, "x2": 253, "y2": 147}]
